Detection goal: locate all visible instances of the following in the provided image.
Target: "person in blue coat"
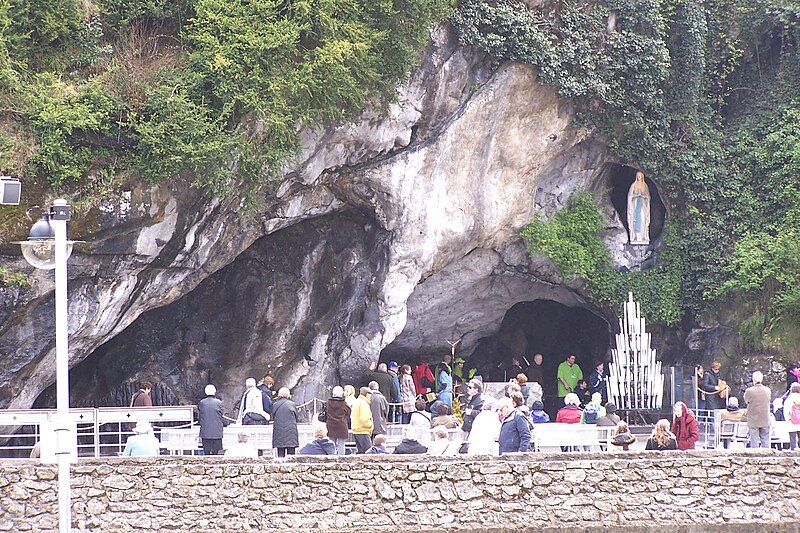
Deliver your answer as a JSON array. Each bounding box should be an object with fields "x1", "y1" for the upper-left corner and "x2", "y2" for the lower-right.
[
  {"x1": 298, "y1": 426, "x2": 337, "y2": 455},
  {"x1": 497, "y1": 398, "x2": 531, "y2": 453},
  {"x1": 122, "y1": 421, "x2": 160, "y2": 456}
]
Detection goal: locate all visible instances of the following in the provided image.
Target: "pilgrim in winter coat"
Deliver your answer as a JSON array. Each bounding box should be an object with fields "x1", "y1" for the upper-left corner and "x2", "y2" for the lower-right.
[
  {"x1": 556, "y1": 405, "x2": 582, "y2": 424},
  {"x1": 671, "y1": 401, "x2": 699, "y2": 450},
  {"x1": 393, "y1": 439, "x2": 428, "y2": 454},
  {"x1": 461, "y1": 393, "x2": 484, "y2": 434},
  {"x1": 530, "y1": 401, "x2": 550, "y2": 423},
  {"x1": 400, "y1": 372, "x2": 417, "y2": 414},
  {"x1": 369, "y1": 388, "x2": 390, "y2": 435},
  {"x1": 198, "y1": 393, "x2": 227, "y2": 440},
  {"x1": 325, "y1": 396, "x2": 351, "y2": 440},
  {"x1": 498, "y1": 410, "x2": 532, "y2": 453},
  {"x1": 271, "y1": 397, "x2": 299, "y2": 449},
  {"x1": 299, "y1": 438, "x2": 336, "y2": 455}
]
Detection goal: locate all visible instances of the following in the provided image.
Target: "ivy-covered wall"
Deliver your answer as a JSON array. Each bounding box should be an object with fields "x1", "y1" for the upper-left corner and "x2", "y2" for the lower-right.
[{"x1": 454, "y1": 0, "x2": 800, "y2": 358}]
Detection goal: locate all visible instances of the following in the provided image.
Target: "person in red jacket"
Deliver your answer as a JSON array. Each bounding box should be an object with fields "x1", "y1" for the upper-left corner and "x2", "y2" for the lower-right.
[
  {"x1": 671, "y1": 401, "x2": 699, "y2": 450},
  {"x1": 556, "y1": 393, "x2": 583, "y2": 423},
  {"x1": 413, "y1": 363, "x2": 435, "y2": 396}
]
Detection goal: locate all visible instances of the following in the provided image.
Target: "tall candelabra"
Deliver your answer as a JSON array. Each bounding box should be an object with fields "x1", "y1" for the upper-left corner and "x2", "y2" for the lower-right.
[{"x1": 607, "y1": 292, "x2": 664, "y2": 410}]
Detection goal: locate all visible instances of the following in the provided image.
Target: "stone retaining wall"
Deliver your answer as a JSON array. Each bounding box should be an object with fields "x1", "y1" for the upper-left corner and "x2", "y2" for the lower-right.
[{"x1": 1, "y1": 451, "x2": 799, "y2": 531}]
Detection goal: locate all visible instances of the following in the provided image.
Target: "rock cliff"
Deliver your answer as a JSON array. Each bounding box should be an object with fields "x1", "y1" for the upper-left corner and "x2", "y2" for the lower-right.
[{"x1": 1, "y1": 26, "x2": 677, "y2": 410}]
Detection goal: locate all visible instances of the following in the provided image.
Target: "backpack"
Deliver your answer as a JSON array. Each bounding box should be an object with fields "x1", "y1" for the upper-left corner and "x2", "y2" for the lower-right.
[
  {"x1": 791, "y1": 402, "x2": 800, "y2": 425},
  {"x1": 583, "y1": 403, "x2": 599, "y2": 424}
]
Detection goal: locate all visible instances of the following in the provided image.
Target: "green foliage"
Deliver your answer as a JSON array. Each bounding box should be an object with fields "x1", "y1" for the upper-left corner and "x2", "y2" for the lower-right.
[
  {"x1": 97, "y1": 0, "x2": 194, "y2": 29},
  {"x1": 4, "y1": 0, "x2": 107, "y2": 71},
  {"x1": 522, "y1": 194, "x2": 683, "y2": 324},
  {"x1": 129, "y1": 76, "x2": 237, "y2": 191},
  {"x1": 178, "y1": 0, "x2": 450, "y2": 193},
  {"x1": 0, "y1": 0, "x2": 450, "y2": 198},
  {"x1": 521, "y1": 193, "x2": 608, "y2": 280},
  {"x1": 0, "y1": 266, "x2": 29, "y2": 288},
  {"x1": 458, "y1": 0, "x2": 800, "y2": 339},
  {"x1": 452, "y1": 0, "x2": 671, "y2": 147},
  {"x1": 23, "y1": 75, "x2": 125, "y2": 188}
]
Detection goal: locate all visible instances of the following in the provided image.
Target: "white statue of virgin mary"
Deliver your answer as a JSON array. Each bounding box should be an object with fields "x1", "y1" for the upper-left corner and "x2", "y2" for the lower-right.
[{"x1": 627, "y1": 171, "x2": 650, "y2": 245}]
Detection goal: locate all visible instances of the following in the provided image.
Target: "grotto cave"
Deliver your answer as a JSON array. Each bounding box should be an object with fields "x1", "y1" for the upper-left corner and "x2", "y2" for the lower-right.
[
  {"x1": 469, "y1": 300, "x2": 611, "y2": 384},
  {"x1": 34, "y1": 211, "x2": 390, "y2": 411}
]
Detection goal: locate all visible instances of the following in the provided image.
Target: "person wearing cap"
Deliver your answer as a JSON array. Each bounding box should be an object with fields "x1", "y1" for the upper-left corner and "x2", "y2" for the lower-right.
[
  {"x1": 719, "y1": 396, "x2": 744, "y2": 449},
  {"x1": 351, "y1": 387, "x2": 374, "y2": 453},
  {"x1": 387, "y1": 361, "x2": 402, "y2": 423},
  {"x1": 122, "y1": 421, "x2": 160, "y2": 456},
  {"x1": 744, "y1": 371, "x2": 772, "y2": 448},
  {"x1": 452, "y1": 357, "x2": 476, "y2": 384},
  {"x1": 198, "y1": 384, "x2": 228, "y2": 456},
  {"x1": 326, "y1": 386, "x2": 351, "y2": 455},
  {"x1": 596, "y1": 403, "x2": 620, "y2": 426}
]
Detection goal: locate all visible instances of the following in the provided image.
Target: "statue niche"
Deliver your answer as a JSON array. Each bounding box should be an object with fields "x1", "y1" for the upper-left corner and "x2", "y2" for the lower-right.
[{"x1": 627, "y1": 171, "x2": 650, "y2": 245}]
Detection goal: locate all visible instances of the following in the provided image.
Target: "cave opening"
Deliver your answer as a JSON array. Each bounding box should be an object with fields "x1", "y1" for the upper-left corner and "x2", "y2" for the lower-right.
[
  {"x1": 606, "y1": 164, "x2": 666, "y2": 243},
  {"x1": 33, "y1": 211, "x2": 386, "y2": 409},
  {"x1": 469, "y1": 300, "x2": 611, "y2": 391}
]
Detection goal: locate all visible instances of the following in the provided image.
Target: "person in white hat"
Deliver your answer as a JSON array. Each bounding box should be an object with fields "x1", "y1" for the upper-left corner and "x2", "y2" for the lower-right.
[
  {"x1": 122, "y1": 420, "x2": 160, "y2": 456},
  {"x1": 198, "y1": 384, "x2": 228, "y2": 456}
]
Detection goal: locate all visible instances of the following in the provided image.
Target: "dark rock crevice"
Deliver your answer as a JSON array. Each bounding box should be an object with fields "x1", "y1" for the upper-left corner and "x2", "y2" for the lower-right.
[{"x1": 34, "y1": 211, "x2": 390, "y2": 410}]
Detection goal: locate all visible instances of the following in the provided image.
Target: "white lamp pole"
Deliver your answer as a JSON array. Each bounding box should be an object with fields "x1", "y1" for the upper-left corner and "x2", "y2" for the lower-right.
[
  {"x1": 18, "y1": 198, "x2": 74, "y2": 533},
  {"x1": 52, "y1": 199, "x2": 71, "y2": 533}
]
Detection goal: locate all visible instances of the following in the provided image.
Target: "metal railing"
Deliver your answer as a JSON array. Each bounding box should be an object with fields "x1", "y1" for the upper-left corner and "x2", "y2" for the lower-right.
[
  {"x1": 0, "y1": 406, "x2": 194, "y2": 459},
  {"x1": 695, "y1": 408, "x2": 718, "y2": 449}
]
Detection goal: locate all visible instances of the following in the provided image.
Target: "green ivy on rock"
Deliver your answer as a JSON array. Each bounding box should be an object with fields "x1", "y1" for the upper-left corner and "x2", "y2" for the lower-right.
[
  {"x1": 0, "y1": 0, "x2": 451, "y2": 200},
  {"x1": 521, "y1": 193, "x2": 683, "y2": 325},
  {"x1": 458, "y1": 0, "x2": 800, "y2": 342}
]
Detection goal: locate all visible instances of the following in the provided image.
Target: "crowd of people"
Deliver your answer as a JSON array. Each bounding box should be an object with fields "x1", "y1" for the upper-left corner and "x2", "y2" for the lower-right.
[
  {"x1": 696, "y1": 360, "x2": 800, "y2": 450},
  {"x1": 119, "y1": 356, "x2": 800, "y2": 457}
]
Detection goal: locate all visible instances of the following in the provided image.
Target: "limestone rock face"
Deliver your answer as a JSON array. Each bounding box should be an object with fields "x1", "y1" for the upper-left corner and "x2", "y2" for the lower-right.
[{"x1": 2, "y1": 26, "x2": 636, "y2": 408}]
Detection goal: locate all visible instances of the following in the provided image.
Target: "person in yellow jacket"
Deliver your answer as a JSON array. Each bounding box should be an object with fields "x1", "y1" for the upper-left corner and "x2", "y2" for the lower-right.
[{"x1": 351, "y1": 387, "x2": 374, "y2": 453}]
